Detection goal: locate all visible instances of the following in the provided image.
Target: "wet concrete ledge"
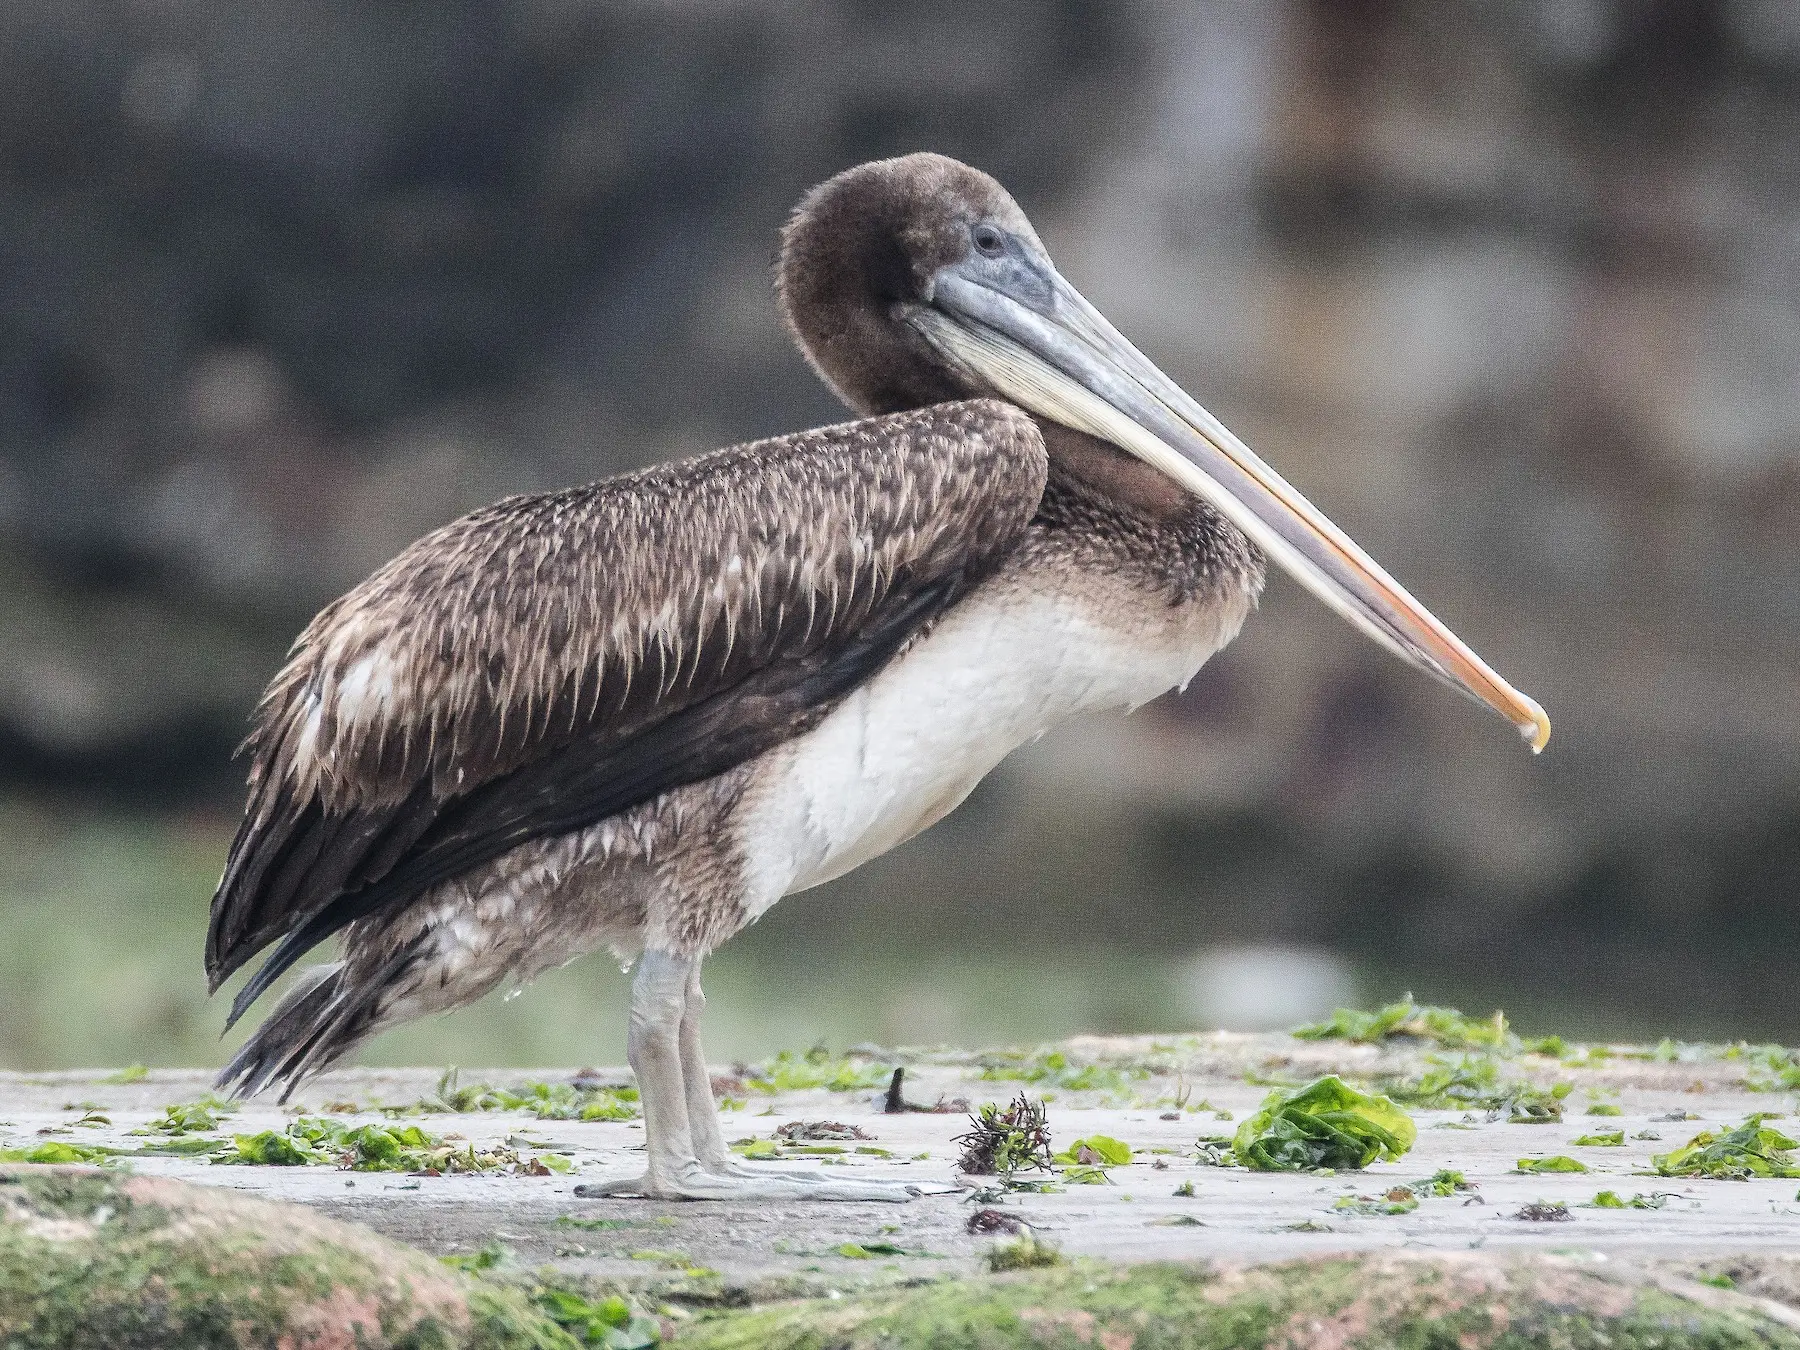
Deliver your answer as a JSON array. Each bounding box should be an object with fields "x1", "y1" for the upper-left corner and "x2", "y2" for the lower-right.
[{"x1": 5, "y1": 1030, "x2": 1800, "y2": 1346}]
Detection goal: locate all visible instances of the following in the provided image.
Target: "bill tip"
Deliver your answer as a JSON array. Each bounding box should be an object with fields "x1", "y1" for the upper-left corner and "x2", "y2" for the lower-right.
[{"x1": 1518, "y1": 698, "x2": 1551, "y2": 754}]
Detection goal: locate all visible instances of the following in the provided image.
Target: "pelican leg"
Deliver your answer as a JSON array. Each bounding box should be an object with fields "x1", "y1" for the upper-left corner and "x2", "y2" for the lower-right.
[
  {"x1": 575, "y1": 950, "x2": 918, "y2": 1202},
  {"x1": 677, "y1": 962, "x2": 814, "y2": 1179},
  {"x1": 575, "y1": 949, "x2": 696, "y2": 1197},
  {"x1": 679, "y1": 964, "x2": 763, "y2": 1176},
  {"x1": 677, "y1": 963, "x2": 898, "y2": 1190}
]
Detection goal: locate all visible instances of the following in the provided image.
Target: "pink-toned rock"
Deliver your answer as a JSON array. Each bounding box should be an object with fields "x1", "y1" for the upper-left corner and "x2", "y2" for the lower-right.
[
  {"x1": 0, "y1": 1165, "x2": 574, "y2": 1349},
  {"x1": 678, "y1": 1249, "x2": 1800, "y2": 1349}
]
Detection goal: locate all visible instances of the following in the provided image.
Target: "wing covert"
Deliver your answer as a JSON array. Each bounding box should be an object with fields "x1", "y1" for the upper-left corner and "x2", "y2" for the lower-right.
[{"x1": 207, "y1": 400, "x2": 1047, "y2": 1005}]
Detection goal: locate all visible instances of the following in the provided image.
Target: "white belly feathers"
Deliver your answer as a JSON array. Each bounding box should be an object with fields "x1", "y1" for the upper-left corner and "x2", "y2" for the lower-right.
[{"x1": 730, "y1": 563, "x2": 1251, "y2": 916}]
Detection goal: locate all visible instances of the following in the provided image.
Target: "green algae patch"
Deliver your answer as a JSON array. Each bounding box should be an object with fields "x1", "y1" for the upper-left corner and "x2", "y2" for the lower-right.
[
  {"x1": 1417, "y1": 1169, "x2": 1476, "y2": 1196},
  {"x1": 744, "y1": 1048, "x2": 890, "y2": 1095},
  {"x1": 1332, "y1": 1186, "x2": 1419, "y2": 1216},
  {"x1": 0, "y1": 1164, "x2": 577, "y2": 1349},
  {"x1": 0, "y1": 1141, "x2": 128, "y2": 1166},
  {"x1": 1293, "y1": 995, "x2": 1521, "y2": 1050},
  {"x1": 1053, "y1": 1135, "x2": 1131, "y2": 1167},
  {"x1": 984, "y1": 1233, "x2": 1063, "y2": 1273},
  {"x1": 1234, "y1": 1076, "x2": 1414, "y2": 1171},
  {"x1": 403, "y1": 1069, "x2": 640, "y2": 1122},
  {"x1": 675, "y1": 1251, "x2": 1800, "y2": 1350},
  {"x1": 532, "y1": 1287, "x2": 659, "y2": 1347},
  {"x1": 1573, "y1": 1130, "x2": 1625, "y2": 1147},
  {"x1": 1374, "y1": 1050, "x2": 1572, "y2": 1122},
  {"x1": 1653, "y1": 1116, "x2": 1800, "y2": 1180},
  {"x1": 975, "y1": 1048, "x2": 1146, "y2": 1098},
  {"x1": 1605, "y1": 1190, "x2": 1677, "y2": 1209},
  {"x1": 1515, "y1": 1155, "x2": 1589, "y2": 1174},
  {"x1": 211, "y1": 1115, "x2": 569, "y2": 1175}
]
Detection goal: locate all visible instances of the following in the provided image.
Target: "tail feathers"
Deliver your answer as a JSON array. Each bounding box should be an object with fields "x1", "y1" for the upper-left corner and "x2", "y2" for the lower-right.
[
  {"x1": 217, "y1": 963, "x2": 349, "y2": 1101},
  {"x1": 217, "y1": 934, "x2": 429, "y2": 1103}
]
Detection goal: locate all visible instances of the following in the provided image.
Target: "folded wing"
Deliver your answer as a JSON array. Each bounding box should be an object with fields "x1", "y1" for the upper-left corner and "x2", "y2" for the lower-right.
[{"x1": 206, "y1": 401, "x2": 1048, "y2": 1024}]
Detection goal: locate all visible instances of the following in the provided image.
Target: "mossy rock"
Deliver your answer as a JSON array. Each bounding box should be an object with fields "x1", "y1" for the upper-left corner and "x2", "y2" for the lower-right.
[
  {"x1": 676, "y1": 1250, "x2": 1800, "y2": 1349},
  {"x1": 0, "y1": 1165, "x2": 577, "y2": 1349}
]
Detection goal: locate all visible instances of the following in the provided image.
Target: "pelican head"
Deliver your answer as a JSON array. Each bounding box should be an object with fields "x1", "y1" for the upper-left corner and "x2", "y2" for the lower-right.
[{"x1": 779, "y1": 152, "x2": 1549, "y2": 752}]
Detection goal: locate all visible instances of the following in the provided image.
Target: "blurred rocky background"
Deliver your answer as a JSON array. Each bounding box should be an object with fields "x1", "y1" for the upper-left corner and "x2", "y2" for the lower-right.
[{"x1": 4, "y1": 0, "x2": 1799, "y2": 1068}]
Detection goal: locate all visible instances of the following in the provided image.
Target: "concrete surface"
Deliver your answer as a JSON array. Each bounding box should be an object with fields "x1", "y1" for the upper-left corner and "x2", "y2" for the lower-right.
[{"x1": 4, "y1": 1031, "x2": 1797, "y2": 1294}]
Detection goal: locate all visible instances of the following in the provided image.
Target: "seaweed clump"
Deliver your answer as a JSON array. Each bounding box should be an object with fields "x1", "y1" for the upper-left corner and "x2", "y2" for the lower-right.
[
  {"x1": 1653, "y1": 1116, "x2": 1800, "y2": 1180},
  {"x1": 954, "y1": 1095, "x2": 1053, "y2": 1177},
  {"x1": 984, "y1": 1232, "x2": 1062, "y2": 1272},
  {"x1": 1377, "y1": 1052, "x2": 1572, "y2": 1122},
  {"x1": 1516, "y1": 1156, "x2": 1588, "y2": 1174},
  {"x1": 1233, "y1": 1076, "x2": 1415, "y2": 1172},
  {"x1": 1332, "y1": 1186, "x2": 1418, "y2": 1216},
  {"x1": 215, "y1": 1117, "x2": 571, "y2": 1174},
  {"x1": 1293, "y1": 996, "x2": 1519, "y2": 1050},
  {"x1": 743, "y1": 1047, "x2": 890, "y2": 1095},
  {"x1": 405, "y1": 1068, "x2": 639, "y2": 1121}
]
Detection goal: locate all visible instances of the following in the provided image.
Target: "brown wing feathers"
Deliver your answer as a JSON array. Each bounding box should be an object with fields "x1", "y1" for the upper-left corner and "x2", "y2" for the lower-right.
[{"x1": 208, "y1": 400, "x2": 1048, "y2": 1020}]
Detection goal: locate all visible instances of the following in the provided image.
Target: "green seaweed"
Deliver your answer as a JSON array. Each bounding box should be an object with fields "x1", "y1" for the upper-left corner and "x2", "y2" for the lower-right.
[
  {"x1": 1516, "y1": 1155, "x2": 1588, "y2": 1174},
  {"x1": 1506, "y1": 1080, "x2": 1574, "y2": 1124},
  {"x1": 1378, "y1": 1051, "x2": 1502, "y2": 1110},
  {"x1": 1332, "y1": 1186, "x2": 1418, "y2": 1215},
  {"x1": 743, "y1": 1047, "x2": 889, "y2": 1095},
  {"x1": 213, "y1": 1115, "x2": 566, "y2": 1173},
  {"x1": 1052, "y1": 1135, "x2": 1131, "y2": 1166},
  {"x1": 975, "y1": 1048, "x2": 1147, "y2": 1098},
  {"x1": 133, "y1": 1135, "x2": 226, "y2": 1157},
  {"x1": 2, "y1": 1111, "x2": 233, "y2": 1164},
  {"x1": 725, "y1": 1134, "x2": 853, "y2": 1163},
  {"x1": 0, "y1": 1141, "x2": 125, "y2": 1166},
  {"x1": 1586, "y1": 1190, "x2": 1675, "y2": 1209},
  {"x1": 1573, "y1": 1130, "x2": 1625, "y2": 1147},
  {"x1": 533, "y1": 1288, "x2": 660, "y2": 1348},
  {"x1": 220, "y1": 1130, "x2": 313, "y2": 1165},
  {"x1": 133, "y1": 1102, "x2": 228, "y2": 1136},
  {"x1": 1058, "y1": 1166, "x2": 1112, "y2": 1185},
  {"x1": 409, "y1": 1069, "x2": 640, "y2": 1121},
  {"x1": 441, "y1": 1240, "x2": 511, "y2": 1273},
  {"x1": 1292, "y1": 995, "x2": 1517, "y2": 1050},
  {"x1": 1051, "y1": 1134, "x2": 1130, "y2": 1184},
  {"x1": 1374, "y1": 1051, "x2": 1569, "y2": 1121},
  {"x1": 834, "y1": 1241, "x2": 918, "y2": 1260},
  {"x1": 1233, "y1": 1076, "x2": 1415, "y2": 1172},
  {"x1": 1193, "y1": 1135, "x2": 1236, "y2": 1166},
  {"x1": 627, "y1": 1249, "x2": 714, "y2": 1278},
  {"x1": 983, "y1": 1233, "x2": 1062, "y2": 1271},
  {"x1": 1418, "y1": 1169, "x2": 1476, "y2": 1196},
  {"x1": 1652, "y1": 1116, "x2": 1800, "y2": 1179},
  {"x1": 1738, "y1": 1045, "x2": 1800, "y2": 1093}
]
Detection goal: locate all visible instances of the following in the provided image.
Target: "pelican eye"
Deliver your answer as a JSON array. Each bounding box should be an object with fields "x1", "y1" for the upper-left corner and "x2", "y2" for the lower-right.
[{"x1": 971, "y1": 223, "x2": 1005, "y2": 256}]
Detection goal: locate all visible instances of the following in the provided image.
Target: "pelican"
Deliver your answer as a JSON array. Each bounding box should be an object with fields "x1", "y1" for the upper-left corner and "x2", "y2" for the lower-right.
[{"x1": 207, "y1": 153, "x2": 1549, "y2": 1201}]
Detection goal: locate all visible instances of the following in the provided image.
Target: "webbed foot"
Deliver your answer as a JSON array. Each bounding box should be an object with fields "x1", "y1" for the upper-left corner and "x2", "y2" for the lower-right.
[{"x1": 574, "y1": 1162, "x2": 920, "y2": 1202}]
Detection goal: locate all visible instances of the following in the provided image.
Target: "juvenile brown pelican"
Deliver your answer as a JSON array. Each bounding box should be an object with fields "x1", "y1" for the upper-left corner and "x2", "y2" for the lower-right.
[{"x1": 208, "y1": 153, "x2": 1548, "y2": 1201}]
